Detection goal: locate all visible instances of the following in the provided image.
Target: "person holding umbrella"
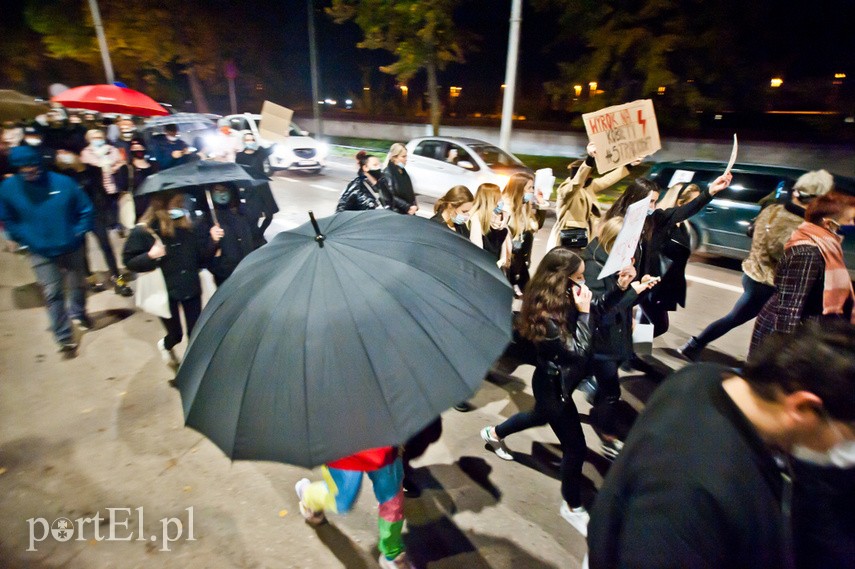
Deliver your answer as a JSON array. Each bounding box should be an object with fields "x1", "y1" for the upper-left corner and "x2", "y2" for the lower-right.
[
  {"x1": 295, "y1": 446, "x2": 414, "y2": 569},
  {"x1": 122, "y1": 191, "x2": 222, "y2": 365},
  {"x1": 205, "y1": 183, "x2": 257, "y2": 286}
]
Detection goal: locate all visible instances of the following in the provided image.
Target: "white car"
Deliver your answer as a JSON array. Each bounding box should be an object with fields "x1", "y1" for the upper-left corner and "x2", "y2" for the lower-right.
[
  {"x1": 223, "y1": 113, "x2": 328, "y2": 174},
  {"x1": 404, "y1": 137, "x2": 532, "y2": 198}
]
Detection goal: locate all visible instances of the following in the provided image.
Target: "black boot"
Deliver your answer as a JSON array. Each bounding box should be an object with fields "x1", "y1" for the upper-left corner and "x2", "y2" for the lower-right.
[{"x1": 677, "y1": 337, "x2": 704, "y2": 362}]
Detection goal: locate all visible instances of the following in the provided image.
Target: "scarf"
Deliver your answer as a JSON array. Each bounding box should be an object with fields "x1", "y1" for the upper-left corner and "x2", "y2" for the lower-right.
[{"x1": 786, "y1": 221, "x2": 855, "y2": 323}]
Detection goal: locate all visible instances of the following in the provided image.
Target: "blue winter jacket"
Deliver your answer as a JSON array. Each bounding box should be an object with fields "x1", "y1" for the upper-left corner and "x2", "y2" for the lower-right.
[{"x1": 0, "y1": 171, "x2": 94, "y2": 257}]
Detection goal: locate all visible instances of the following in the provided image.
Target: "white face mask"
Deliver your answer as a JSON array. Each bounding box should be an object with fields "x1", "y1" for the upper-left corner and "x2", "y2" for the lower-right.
[{"x1": 792, "y1": 421, "x2": 855, "y2": 468}]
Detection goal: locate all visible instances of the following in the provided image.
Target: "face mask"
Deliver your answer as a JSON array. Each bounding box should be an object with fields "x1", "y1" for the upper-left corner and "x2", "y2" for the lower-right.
[
  {"x1": 21, "y1": 168, "x2": 43, "y2": 182},
  {"x1": 647, "y1": 208, "x2": 655, "y2": 216},
  {"x1": 494, "y1": 200, "x2": 505, "y2": 215},
  {"x1": 132, "y1": 150, "x2": 146, "y2": 159},
  {"x1": 168, "y1": 208, "x2": 187, "y2": 220},
  {"x1": 57, "y1": 154, "x2": 76, "y2": 165},
  {"x1": 25, "y1": 137, "x2": 41, "y2": 146},
  {"x1": 570, "y1": 278, "x2": 586, "y2": 289},
  {"x1": 452, "y1": 212, "x2": 470, "y2": 225},
  {"x1": 213, "y1": 192, "x2": 231, "y2": 205},
  {"x1": 244, "y1": 142, "x2": 258, "y2": 150},
  {"x1": 523, "y1": 192, "x2": 534, "y2": 203},
  {"x1": 69, "y1": 118, "x2": 82, "y2": 125},
  {"x1": 166, "y1": 135, "x2": 178, "y2": 142},
  {"x1": 834, "y1": 224, "x2": 855, "y2": 238},
  {"x1": 792, "y1": 440, "x2": 855, "y2": 468},
  {"x1": 91, "y1": 139, "x2": 105, "y2": 148},
  {"x1": 121, "y1": 131, "x2": 134, "y2": 141},
  {"x1": 367, "y1": 169, "x2": 383, "y2": 180}
]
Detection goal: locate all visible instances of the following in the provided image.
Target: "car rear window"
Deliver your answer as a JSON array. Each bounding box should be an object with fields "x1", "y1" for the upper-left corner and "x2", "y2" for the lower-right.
[{"x1": 468, "y1": 144, "x2": 524, "y2": 168}]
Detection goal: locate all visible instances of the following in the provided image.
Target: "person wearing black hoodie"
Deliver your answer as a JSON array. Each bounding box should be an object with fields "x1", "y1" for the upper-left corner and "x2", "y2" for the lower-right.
[{"x1": 206, "y1": 183, "x2": 257, "y2": 286}]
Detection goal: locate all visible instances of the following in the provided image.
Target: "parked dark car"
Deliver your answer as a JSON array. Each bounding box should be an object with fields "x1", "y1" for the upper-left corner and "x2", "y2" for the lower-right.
[{"x1": 646, "y1": 160, "x2": 855, "y2": 277}]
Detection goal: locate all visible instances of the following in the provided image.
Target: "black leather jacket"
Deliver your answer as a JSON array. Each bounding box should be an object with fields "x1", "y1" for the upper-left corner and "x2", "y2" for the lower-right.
[
  {"x1": 336, "y1": 174, "x2": 386, "y2": 212},
  {"x1": 383, "y1": 164, "x2": 416, "y2": 213},
  {"x1": 536, "y1": 313, "x2": 593, "y2": 401}
]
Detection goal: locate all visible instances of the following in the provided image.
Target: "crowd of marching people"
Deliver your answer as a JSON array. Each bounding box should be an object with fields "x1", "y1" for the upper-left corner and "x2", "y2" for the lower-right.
[{"x1": 3, "y1": 107, "x2": 854, "y2": 569}]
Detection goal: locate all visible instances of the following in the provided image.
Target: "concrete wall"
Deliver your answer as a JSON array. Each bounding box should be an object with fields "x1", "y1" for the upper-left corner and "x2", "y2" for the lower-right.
[{"x1": 301, "y1": 118, "x2": 855, "y2": 177}]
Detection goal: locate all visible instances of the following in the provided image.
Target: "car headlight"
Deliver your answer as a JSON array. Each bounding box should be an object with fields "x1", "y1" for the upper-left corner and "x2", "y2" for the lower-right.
[
  {"x1": 495, "y1": 174, "x2": 510, "y2": 191},
  {"x1": 316, "y1": 142, "x2": 329, "y2": 158},
  {"x1": 273, "y1": 145, "x2": 290, "y2": 159}
]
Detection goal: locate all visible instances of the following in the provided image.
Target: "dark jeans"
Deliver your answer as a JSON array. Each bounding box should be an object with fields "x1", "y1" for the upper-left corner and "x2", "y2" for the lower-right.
[
  {"x1": 29, "y1": 245, "x2": 87, "y2": 344},
  {"x1": 160, "y1": 296, "x2": 202, "y2": 350},
  {"x1": 589, "y1": 357, "x2": 621, "y2": 438},
  {"x1": 90, "y1": 214, "x2": 120, "y2": 277},
  {"x1": 695, "y1": 274, "x2": 775, "y2": 346},
  {"x1": 495, "y1": 371, "x2": 587, "y2": 507}
]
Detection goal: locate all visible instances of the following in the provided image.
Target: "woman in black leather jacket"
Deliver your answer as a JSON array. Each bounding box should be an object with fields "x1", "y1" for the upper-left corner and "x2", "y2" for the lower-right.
[
  {"x1": 480, "y1": 247, "x2": 595, "y2": 536},
  {"x1": 336, "y1": 150, "x2": 393, "y2": 212},
  {"x1": 383, "y1": 142, "x2": 418, "y2": 215}
]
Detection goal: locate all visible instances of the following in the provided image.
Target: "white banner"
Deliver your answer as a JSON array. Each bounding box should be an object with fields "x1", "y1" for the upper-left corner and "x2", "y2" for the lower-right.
[
  {"x1": 597, "y1": 196, "x2": 650, "y2": 279},
  {"x1": 583, "y1": 99, "x2": 661, "y2": 174}
]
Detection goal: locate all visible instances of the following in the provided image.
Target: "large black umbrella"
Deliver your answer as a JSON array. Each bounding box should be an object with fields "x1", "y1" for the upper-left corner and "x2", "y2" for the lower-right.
[
  {"x1": 176, "y1": 210, "x2": 513, "y2": 468},
  {"x1": 135, "y1": 160, "x2": 255, "y2": 197},
  {"x1": 0, "y1": 90, "x2": 49, "y2": 122}
]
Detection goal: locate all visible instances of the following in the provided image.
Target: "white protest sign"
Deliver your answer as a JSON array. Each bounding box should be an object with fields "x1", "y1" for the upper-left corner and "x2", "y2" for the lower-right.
[
  {"x1": 666, "y1": 169, "x2": 696, "y2": 189},
  {"x1": 534, "y1": 168, "x2": 555, "y2": 195},
  {"x1": 583, "y1": 99, "x2": 661, "y2": 174},
  {"x1": 724, "y1": 133, "x2": 738, "y2": 175},
  {"x1": 597, "y1": 196, "x2": 650, "y2": 280},
  {"x1": 259, "y1": 100, "x2": 294, "y2": 144}
]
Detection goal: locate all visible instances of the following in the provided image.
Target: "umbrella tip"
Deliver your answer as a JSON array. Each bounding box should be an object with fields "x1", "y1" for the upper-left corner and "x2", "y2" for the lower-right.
[{"x1": 308, "y1": 211, "x2": 325, "y2": 247}]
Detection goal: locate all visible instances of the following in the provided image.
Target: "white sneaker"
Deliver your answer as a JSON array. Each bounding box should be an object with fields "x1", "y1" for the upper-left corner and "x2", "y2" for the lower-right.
[
  {"x1": 295, "y1": 478, "x2": 325, "y2": 526},
  {"x1": 559, "y1": 501, "x2": 590, "y2": 537},
  {"x1": 157, "y1": 338, "x2": 177, "y2": 365},
  {"x1": 378, "y1": 551, "x2": 415, "y2": 569},
  {"x1": 480, "y1": 426, "x2": 513, "y2": 461}
]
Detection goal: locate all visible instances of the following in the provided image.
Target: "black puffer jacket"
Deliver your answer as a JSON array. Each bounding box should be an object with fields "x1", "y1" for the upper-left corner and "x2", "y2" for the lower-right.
[
  {"x1": 336, "y1": 173, "x2": 384, "y2": 212},
  {"x1": 122, "y1": 219, "x2": 216, "y2": 301},
  {"x1": 582, "y1": 239, "x2": 640, "y2": 361}
]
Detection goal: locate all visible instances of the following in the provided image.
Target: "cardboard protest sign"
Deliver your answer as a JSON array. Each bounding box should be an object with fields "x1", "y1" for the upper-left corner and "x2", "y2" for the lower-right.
[
  {"x1": 583, "y1": 99, "x2": 661, "y2": 174},
  {"x1": 597, "y1": 196, "x2": 649, "y2": 279},
  {"x1": 724, "y1": 134, "x2": 738, "y2": 175},
  {"x1": 259, "y1": 100, "x2": 294, "y2": 143}
]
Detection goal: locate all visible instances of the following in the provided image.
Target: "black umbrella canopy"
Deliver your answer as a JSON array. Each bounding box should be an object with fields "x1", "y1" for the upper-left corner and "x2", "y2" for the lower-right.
[
  {"x1": 176, "y1": 210, "x2": 513, "y2": 468},
  {"x1": 135, "y1": 160, "x2": 256, "y2": 196},
  {"x1": 0, "y1": 90, "x2": 49, "y2": 122}
]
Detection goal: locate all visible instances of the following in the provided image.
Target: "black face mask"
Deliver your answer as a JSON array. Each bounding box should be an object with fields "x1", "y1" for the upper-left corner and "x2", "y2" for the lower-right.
[
  {"x1": 132, "y1": 150, "x2": 146, "y2": 159},
  {"x1": 367, "y1": 169, "x2": 383, "y2": 180}
]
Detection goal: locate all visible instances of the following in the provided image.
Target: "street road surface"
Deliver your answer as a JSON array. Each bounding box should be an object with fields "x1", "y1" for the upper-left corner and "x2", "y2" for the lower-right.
[{"x1": 0, "y1": 155, "x2": 753, "y2": 568}]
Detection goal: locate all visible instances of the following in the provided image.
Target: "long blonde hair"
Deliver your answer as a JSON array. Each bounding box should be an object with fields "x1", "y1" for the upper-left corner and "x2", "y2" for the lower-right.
[
  {"x1": 657, "y1": 182, "x2": 701, "y2": 210},
  {"x1": 596, "y1": 216, "x2": 623, "y2": 254},
  {"x1": 386, "y1": 142, "x2": 407, "y2": 167},
  {"x1": 505, "y1": 173, "x2": 536, "y2": 239},
  {"x1": 470, "y1": 183, "x2": 502, "y2": 234}
]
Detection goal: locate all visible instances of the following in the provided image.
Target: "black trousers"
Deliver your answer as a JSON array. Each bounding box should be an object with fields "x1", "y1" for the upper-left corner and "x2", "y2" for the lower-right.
[
  {"x1": 495, "y1": 371, "x2": 587, "y2": 507},
  {"x1": 589, "y1": 357, "x2": 622, "y2": 439},
  {"x1": 160, "y1": 296, "x2": 202, "y2": 350}
]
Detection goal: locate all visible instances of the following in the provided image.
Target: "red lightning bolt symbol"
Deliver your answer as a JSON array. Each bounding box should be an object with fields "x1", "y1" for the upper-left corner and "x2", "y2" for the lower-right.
[{"x1": 637, "y1": 110, "x2": 647, "y2": 136}]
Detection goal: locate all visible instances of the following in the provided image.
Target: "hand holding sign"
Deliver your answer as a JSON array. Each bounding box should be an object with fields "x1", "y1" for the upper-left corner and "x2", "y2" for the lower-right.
[{"x1": 708, "y1": 172, "x2": 733, "y2": 196}]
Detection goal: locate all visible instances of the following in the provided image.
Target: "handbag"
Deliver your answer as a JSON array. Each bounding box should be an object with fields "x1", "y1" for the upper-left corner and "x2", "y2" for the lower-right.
[
  {"x1": 134, "y1": 231, "x2": 171, "y2": 319},
  {"x1": 559, "y1": 227, "x2": 588, "y2": 249}
]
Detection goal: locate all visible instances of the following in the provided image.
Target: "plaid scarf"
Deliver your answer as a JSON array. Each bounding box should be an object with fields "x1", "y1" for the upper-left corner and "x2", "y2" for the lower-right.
[{"x1": 786, "y1": 221, "x2": 855, "y2": 323}]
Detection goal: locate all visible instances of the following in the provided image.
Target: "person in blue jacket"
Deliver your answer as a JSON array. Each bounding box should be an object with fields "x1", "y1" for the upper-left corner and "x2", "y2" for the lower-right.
[{"x1": 0, "y1": 145, "x2": 94, "y2": 356}]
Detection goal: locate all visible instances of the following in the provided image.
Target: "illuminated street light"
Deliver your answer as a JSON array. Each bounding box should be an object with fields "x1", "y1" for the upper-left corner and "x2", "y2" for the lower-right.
[
  {"x1": 573, "y1": 85, "x2": 582, "y2": 97},
  {"x1": 834, "y1": 73, "x2": 846, "y2": 79},
  {"x1": 770, "y1": 77, "x2": 784, "y2": 88},
  {"x1": 450, "y1": 86, "x2": 462, "y2": 98},
  {"x1": 657, "y1": 86, "x2": 666, "y2": 95}
]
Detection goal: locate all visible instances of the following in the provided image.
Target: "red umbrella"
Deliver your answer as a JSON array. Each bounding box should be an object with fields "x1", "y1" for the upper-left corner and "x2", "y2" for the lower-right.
[{"x1": 51, "y1": 84, "x2": 169, "y2": 117}]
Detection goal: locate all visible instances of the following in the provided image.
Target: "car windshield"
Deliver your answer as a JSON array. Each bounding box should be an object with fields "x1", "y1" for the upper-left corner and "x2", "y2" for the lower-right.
[
  {"x1": 257, "y1": 120, "x2": 304, "y2": 137},
  {"x1": 468, "y1": 143, "x2": 524, "y2": 168}
]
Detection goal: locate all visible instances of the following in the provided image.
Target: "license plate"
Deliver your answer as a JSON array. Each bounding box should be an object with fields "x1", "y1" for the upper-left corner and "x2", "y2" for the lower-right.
[{"x1": 299, "y1": 160, "x2": 316, "y2": 166}]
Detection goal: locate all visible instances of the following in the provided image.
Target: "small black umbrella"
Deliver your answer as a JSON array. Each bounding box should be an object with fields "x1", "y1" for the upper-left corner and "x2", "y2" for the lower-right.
[
  {"x1": 135, "y1": 160, "x2": 257, "y2": 197},
  {"x1": 176, "y1": 210, "x2": 513, "y2": 468}
]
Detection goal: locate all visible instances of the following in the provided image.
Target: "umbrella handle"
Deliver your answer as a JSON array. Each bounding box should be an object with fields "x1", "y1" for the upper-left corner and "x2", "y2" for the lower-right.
[
  {"x1": 308, "y1": 211, "x2": 325, "y2": 248},
  {"x1": 205, "y1": 188, "x2": 223, "y2": 257}
]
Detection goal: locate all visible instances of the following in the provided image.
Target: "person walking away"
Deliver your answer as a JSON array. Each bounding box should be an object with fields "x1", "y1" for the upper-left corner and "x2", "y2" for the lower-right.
[
  {"x1": 235, "y1": 133, "x2": 279, "y2": 247},
  {"x1": 79, "y1": 129, "x2": 132, "y2": 297},
  {"x1": 430, "y1": 185, "x2": 474, "y2": 238},
  {"x1": 295, "y1": 446, "x2": 414, "y2": 569},
  {"x1": 0, "y1": 146, "x2": 93, "y2": 355},
  {"x1": 206, "y1": 184, "x2": 257, "y2": 285},
  {"x1": 122, "y1": 191, "x2": 222, "y2": 366},
  {"x1": 469, "y1": 182, "x2": 511, "y2": 269},
  {"x1": 587, "y1": 319, "x2": 855, "y2": 569},
  {"x1": 505, "y1": 173, "x2": 546, "y2": 296},
  {"x1": 582, "y1": 217, "x2": 659, "y2": 459},
  {"x1": 679, "y1": 170, "x2": 835, "y2": 360},
  {"x1": 547, "y1": 142, "x2": 637, "y2": 251},
  {"x1": 750, "y1": 191, "x2": 855, "y2": 354},
  {"x1": 480, "y1": 248, "x2": 595, "y2": 536},
  {"x1": 153, "y1": 124, "x2": 193, "y2": 170},
  {"x1": 383, "y1": 143, "x2": 418, "y2": 215},
  {"x1": 336, "y1": 151, "x2": 392, "y2": 212}
]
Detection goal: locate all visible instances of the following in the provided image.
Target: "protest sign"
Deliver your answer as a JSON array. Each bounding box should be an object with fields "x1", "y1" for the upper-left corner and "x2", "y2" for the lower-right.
[
  {"x1": 724, "y1": 134, "x2": 738, "y2": 175},
  {"x1": 534, "y1": 168, "x2": 556, "y2": 196},
  {"x1": 597, "y1": 196, "x2": 650, "y2": 279},
  {"x1": 259, "y1": 100, "x2": 294, "y2": 144},
  {"x1": 583, "y1": 99, "x2": 661, "y2": 174}
]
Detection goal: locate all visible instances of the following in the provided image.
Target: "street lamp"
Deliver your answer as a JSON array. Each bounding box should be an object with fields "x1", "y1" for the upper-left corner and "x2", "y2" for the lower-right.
[
  {"x1": 770, "y1": 77, "x2": 784, "y2": 88},
  {"x1": 573, "y1": 85, "x2": 582, "y2": 97},
  {"x1": 589, "y1": 81, "x2": 598, "y2": 95}
]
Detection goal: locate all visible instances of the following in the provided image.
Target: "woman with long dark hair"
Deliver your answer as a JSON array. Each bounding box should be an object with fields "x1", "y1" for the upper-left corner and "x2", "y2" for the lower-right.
[{"x1": 480, "y1": 247, "x2": 594, "y2": 536}]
